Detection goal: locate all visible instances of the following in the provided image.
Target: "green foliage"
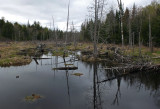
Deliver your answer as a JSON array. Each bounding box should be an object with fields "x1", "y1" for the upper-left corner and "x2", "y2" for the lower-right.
[
  {"x1": 80, "y1": 19, "x2": 94, "y2": 41},
  {"x1": 80, "y1": 1, "x2": 160, "y2": 47},
  {"x1": 0, "y1": 18, "x2": 64, "y2": 41}
]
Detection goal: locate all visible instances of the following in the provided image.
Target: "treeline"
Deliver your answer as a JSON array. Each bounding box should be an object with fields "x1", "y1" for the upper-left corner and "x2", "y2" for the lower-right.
[
  {"x1": 0, "y1": 18, "x2": 63, "y2": 41},
  {"x1": 80, "y1": 1, "x2": 160, "y2": 46}
]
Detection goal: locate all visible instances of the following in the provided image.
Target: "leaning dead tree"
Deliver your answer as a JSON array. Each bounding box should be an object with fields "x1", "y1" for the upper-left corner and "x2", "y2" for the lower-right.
[{"x1": 117, "y1": 0, "x2": 124, "y2": 48}]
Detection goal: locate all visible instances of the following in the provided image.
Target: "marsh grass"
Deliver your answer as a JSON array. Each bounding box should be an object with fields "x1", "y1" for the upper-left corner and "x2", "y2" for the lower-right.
[{"x1": 0, "y1": 42, "x2": 160, "y2": 66}]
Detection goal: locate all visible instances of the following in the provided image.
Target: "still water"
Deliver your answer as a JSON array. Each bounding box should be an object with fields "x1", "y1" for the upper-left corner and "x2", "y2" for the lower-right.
[{"x1": 0, "y1": 53, "x2": 160, "y2": 109}]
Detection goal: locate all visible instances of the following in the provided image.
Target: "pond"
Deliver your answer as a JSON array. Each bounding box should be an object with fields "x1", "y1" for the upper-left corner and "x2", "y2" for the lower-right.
[{"x1": 0, "y1": 52, "x2": 160, "y2": 109}]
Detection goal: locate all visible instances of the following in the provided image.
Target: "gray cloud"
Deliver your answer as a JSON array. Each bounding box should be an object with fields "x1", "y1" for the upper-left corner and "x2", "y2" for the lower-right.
[
  {"x1": 0, "y1": 0, "x2": 90, "y2": 30},
  {"x1": 0, "y1": 0, "x2": 153, "y2": 30}
]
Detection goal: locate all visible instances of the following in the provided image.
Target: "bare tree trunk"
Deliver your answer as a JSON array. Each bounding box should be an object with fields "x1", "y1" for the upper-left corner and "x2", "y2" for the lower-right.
[
  {"x1": 41, "y1": 32, "x2": 42, "y2": 42},
  {"x1": 65, "y1": 0, "x2": 70, "y2": 45},
  {"x1": 139, "y1": 32, "x2": 141, "y2": 57},
  {"x1": 121, "y1": 15, "x2": 124, "y2": 48},
  {"x1": 129, "y1": 17, "x2": 132, "y2": 48},
  {"x1": 139, "y1": 19, "x2": 142, "y2": 57},
  {"x1": 42, "y1": 30, "x2": 44, "y2": 42},
  {"x1": 55, "y1": 30, "x2": 57, "y2": 51},
  {"x1": 117, "y1": 0, "x2": 124, "y2": 48},
  {"x1": 74, "y1": 33, "x2": 76, "y2": 49},
  {"x1": 149, "y1": 15, "x2": 153, "y2": 52},
  {"x1": 71, "y1": 22, "x2": 76, "y2": 50},
  {"x1": 93, "y1": 0, "x2": 98, "y2": 57},
  {"x1": 19, "y1": 31, "x2": 21, "y2": 41},
  {"x1": 97, "y1": 0, "x2": 105, "y2": 43},
  {"x1": 14, "y1": 33, "x2": 16, "y2": 42},
  {"x1": 132, "y1": 32, "x2": 135, "y2": 55},
  {"x1": 52, "y1": 17, "x2": 58, "y2": 52}
]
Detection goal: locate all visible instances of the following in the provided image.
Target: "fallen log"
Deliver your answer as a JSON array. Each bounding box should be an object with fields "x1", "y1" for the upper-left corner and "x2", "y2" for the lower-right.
[
  {"x1": 98, "y1": 64, "x2": 160, "y2": 83},
  {"x1": 98, "y1": 73, "x2": 128, "y2": 83},
  {"x1": 53, "y1": 67, "x2": 78, "y2": 70},
  {"x1": 152, "y1": 57, "x2": 160, "y2": 59},
  {"x1": 32, "y1": 57, "x2": 51, "y2": 59}
]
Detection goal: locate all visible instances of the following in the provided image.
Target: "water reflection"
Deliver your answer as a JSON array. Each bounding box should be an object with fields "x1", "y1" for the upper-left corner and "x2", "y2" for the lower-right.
[
  {"x1": 153, "y1": 91, "x2": 160, "y2": 107},
  {"x1": 93, "y1": 63, "x2": 102, "y2": 109},
  {"x1": 0, "y1": 53, "x2": 160, "y2": 109},
  {"x1": 123, "y1": 71, "x2": 160, "y2": 108},
  {"x1": 101, "y1": 66, "x2": 160, "y2": 108},
  {"x1": 66, "y1": 70, "x2": 71, "y2": 105},
  {"x1": 112, "y1": 78, "x2": 121, "y2": 105}
]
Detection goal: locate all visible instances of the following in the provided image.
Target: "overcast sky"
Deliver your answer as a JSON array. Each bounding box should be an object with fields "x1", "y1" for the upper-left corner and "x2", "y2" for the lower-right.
[{"x1": 0, "y1": 0, "x2": 153, "y2": 31}]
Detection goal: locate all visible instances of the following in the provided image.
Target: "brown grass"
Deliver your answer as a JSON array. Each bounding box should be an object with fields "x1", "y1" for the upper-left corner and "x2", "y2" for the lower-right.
[{"x1": 0, "y1": 41, "x2": 160, "y2": 66}]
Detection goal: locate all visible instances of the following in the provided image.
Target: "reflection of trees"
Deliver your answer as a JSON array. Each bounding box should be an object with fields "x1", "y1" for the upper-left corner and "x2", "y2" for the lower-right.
[
  {"x1": 132, "y1": 71, "x2": 160, "y2": 109},
  {"x1": 92, "y1": 63, "x2": 122, "y2": 108},
  {"x1": 112, "y1": 78, "x2": 121, "y2": 105},
  {"x1": 93, "y1": 63, "x2": 103, "y2": 109},
  {"x1": 82, "y1": 61, "x2": 93, "y2": 70},
  {"x1": 117, "y1": 71, "x2": 160, "y2": 107},
  {"x1": 153, "y1": 90, "x2": 160, "y2": 107},
  {"x1": 123, "y1": 72, "x2": 160, "y2": 91},
  {"x1": 103, "y1": 68, "x2": 160, "y2": 107},
  {"x1": 63, "y1": 54, "x2": 71, "y2": 105},
  {"x1": 66, "y1": 70, "x2": 71, "y2": 105},
  {"x1": 103, "y1": 68, "x2": 122, "y2": 106},
  {"x1": 53, "y1": 56, "x2": 58, "y2": 77}
]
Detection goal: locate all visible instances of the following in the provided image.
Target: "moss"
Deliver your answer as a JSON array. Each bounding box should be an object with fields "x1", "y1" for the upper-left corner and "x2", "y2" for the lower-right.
[
  {"x1": 81, "y1": 55, "x2": 102, "y2": 62},
  {"x1": 52, "y1": 50, "x2": 65, "y2": 56},
  {"x1": 71, "y1": 73, "x2": 83, "y2": 76},
  {"x1": 144, "y1": 52, "x2": 153, "y2": 56},
  {"x1": 153, "y1": 59, "x2": 160, "y2": 64},
  {"x1": 154, "y1": 51, "x2": 160, "y2": 54},
  {"x1": 25, "y1": 94, "x2": 42, "y2": 102},
  {"x1": 65, "y1": 64, "x2": 74, "y2": 66}
]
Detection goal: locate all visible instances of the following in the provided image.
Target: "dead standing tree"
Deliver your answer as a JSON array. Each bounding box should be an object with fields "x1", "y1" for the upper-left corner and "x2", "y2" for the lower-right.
[
  {"x1": 93, "y1": 0, "x2": 98, "y2": 57},
  {"x1": 149, "y1": 14, "x2": 153, "y2": 53},
  {"x1": 89, "y1": 0, "x2": 106, "y2": 57},
  {"x1": 65, "y1": 0, "x2": 70, "y2": 46},
  {"x1": 117, "y1": 0, "x2": 124, "y2": 49},
  {"x1": 63, "y1": 0, "x2": 70, "y2": 66},
  {"x1": 71, "y1": 21, "x2": 77, "y2": 50},
  {"x1": 52, "y1": 17, "x2": 58, "y2": 52},
  {"x1": 97, "y1": 0, "x2": 105, "y2": 43},
  {"x1": 63, "y1": 0, "x2": 70, "y2": 61},
  {"x1": 129, "y1": 14, "x2": 132, "y2": 49},
  {"x1": 138, "y1": 10, "x2": 143, "y2": 57}
]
